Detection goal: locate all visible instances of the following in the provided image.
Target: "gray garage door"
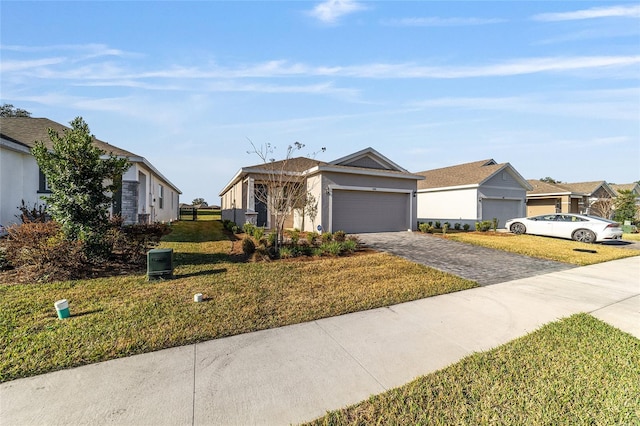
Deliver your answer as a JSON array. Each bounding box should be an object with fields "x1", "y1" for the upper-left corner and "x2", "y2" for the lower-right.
[
  {"x1": 332, "y1": 190, "x2": 409, "y2": 233},
  {"x1": 482, "y1": 199, "x2": 522, "y2": 228}
]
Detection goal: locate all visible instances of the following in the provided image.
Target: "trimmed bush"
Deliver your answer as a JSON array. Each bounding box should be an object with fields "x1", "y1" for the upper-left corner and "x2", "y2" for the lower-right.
[
  {"x1": 454, "y1": 223, "x2": 461, "y2": 230},
  {"x1": 419, "y1": 223, "x2": 429, "y2": 233},
  {"x1": 320, "y1": 241, "x2": 342, "y2": 256},
  {"x1": 3, "y1": 221, "x2": 85, "y2": 282},
  {"x1": 243, "y1": 223, "x2": 256, "y2": 236},
  {"x1": 289, "y1": 229, "x2": 301, "y2": 246},
  {"x1": 279, "y1": 246, "x2": 294, "y2": 259},
  {"x1": 463, "y1": 224, "x2": 470, "y2": 231},
  {"x1": 341, "y1": 239, "x2": 358, "y2": 253},
  {"x1": 242, "y1": 236, "x2": 256, "y2": 255},
  {"x1": 333, "y1": 230, "x2": 346, "y2": 242},
  {"x1": 475, "y1": 221, "x2": 493, "y2": 232},
  {"x1": 111, "y1": 221, "x2": 172, "y2": 264},
  {"x1": 306, "y1": 232, "x2": 318, "y2": 245},
  {"x1": 321, "y1": 232, "x2": 333, "y2": 243}
]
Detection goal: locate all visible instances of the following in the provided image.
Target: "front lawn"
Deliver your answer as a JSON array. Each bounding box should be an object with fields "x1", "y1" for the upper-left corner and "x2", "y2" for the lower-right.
[
  {"x1": 307, "y1": 313, "x2": 640, "y2": 425},
  {"x1": 0, "y1": 220, "x2": 476, "y2": 382},
  {"x1": 623, "y1": 233, "x2": 640, "y2": 242},
  {"x1": 443, "y1": 232, "x2": 640, "y2": 265}
]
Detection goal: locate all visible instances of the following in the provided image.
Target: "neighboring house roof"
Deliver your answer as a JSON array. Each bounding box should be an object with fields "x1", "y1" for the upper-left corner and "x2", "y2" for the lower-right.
[
  {"x1": 527, "y1": 180, "x2": 616, "y2": 198},
  {"x1": 526, "y1": 180, "x2": 572, "y2": 196},
  {"x1": 219, "y1": 147, "x2": 423, "y2": 196},
  {"x1": 415, "y1": 159, "x2": 532, "y2": 191},
  {"x1": 0, "y1": 117, "x2": 181, "y2": 194},
  {"x1": 557, "y1": 181, "x2": 614, "y2": 197},
  {"x1": 610, "y1": 183, "x2": 640, "y2": 196},
  {"x1": 0, "y1": 117, "x2": 136, "y2": 157}
]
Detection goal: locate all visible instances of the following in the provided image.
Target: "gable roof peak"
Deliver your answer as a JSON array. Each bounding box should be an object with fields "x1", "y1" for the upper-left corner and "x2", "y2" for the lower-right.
[{"x1": 330, "y1": 147, "x2": 409, "y2": 173}]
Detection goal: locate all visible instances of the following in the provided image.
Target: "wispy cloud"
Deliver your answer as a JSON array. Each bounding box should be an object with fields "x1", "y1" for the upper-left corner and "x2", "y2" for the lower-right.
[
  {"x1": 1, "y1": 43, "x2": 130, "y2": 58},
  {"x1": 382, "y1": 17, "x2": 505, "y2": 27},
  {"x1": 308, "y1": 0, "x2": 366, "y2": 24},
  {"x1": 410, "y1": 88, "x2": 640, "y2": 121},
  {"x1": 533, "y1": 4, "x2": 640, "y2": 21},
  {"x1": 0, "y1": 58, "x2": 65, "y2": 73}
]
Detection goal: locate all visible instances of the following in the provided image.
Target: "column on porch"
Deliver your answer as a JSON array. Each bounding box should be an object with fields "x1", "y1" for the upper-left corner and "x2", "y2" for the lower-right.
[{"x1": 245, "y1": 176, "x2": 258, "y2": 225}]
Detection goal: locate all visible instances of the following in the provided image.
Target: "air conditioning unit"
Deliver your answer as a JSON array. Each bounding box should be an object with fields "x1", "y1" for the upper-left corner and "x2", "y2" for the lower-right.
[{"x1": 147, "y1": 248, "x2": 173, "y2": 280}]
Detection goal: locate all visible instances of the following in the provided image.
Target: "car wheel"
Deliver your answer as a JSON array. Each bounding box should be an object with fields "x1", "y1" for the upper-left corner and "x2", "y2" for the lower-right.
[
  {"x1": 572, "y1": 229, "x2": 596, "y2": 243},
  {"x1": 510, "y1": 222, "x2": 526, "y2": 235}
]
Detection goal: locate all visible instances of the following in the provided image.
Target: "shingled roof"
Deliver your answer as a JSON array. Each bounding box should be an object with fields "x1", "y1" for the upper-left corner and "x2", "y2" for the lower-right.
[
  {"x1": 415, "y1": 159, "x2": 508, "y2": 189},
  {"x1": 557, "y1": 181, "x2": 609, "y2": 195},
  {"x1": 610, "y1": 183, "x2": 640, "y2": 195},
  {"x1": 0, "y1": 117, "x2": 137, "y2": 158},
  {"x1": 526, "y1": 179, "x2": 570, "y2": 195},
  {"x1": 245, "y1": 156, "x2": 328, "y2": 173}
]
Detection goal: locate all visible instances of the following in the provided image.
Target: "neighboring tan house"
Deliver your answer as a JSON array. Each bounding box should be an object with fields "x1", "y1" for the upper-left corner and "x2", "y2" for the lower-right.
[
  {"x1": 526, "y1": 180, "x2": 616, "y2": 217},
  {"x1": 610, "y1": 182, "x2": 640, "y2": 197},
  {"x1": 611, "y1": 182, "x2": 640, "y2": 221},
  {"x1": 0, "y1": 117, "x2": 181, "y2": 226},
  {"x1": 219, "y1": 147, "x2": 424, "y2": 233},
  {"x1": 415, "y1": 159, "x2": 531, "y2": 228}
]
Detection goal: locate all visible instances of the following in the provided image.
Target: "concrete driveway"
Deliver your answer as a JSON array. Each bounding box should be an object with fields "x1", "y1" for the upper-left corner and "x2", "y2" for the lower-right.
[{"x1": 357, "y1": 231, "x2": 575, "y2": 286}]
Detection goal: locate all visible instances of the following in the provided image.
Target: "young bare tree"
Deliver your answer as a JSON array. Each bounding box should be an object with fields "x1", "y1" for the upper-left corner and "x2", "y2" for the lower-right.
[
  {"x1": 590, "y1": 198, "x2": 615, "y2": 219},
  {"x1": 247, "y1": 140, "x2": 324, "y2": 250}
]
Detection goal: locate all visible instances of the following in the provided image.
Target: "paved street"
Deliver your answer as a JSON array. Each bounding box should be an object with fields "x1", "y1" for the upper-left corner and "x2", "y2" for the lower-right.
[{"x1": 358, "y1": 231, "x2": 575, "y2": 285}]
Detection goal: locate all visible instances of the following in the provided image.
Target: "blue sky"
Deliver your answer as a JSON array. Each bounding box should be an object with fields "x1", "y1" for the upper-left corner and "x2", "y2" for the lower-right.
[{"x1": 2, "y1": 1, "x2": 639, "y2": 204}]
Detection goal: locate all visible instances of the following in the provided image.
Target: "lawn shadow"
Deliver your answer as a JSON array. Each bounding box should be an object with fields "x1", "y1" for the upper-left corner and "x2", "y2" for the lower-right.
[
  {"x1": 175, "y1": 268, "x2": 227, "y2": 279},
  {"x1": 70, "y1": 308, "x2": 104, "y2": 318},
  {"x1": 174, "y1": 252, "x2": 237, "y2": 266}
]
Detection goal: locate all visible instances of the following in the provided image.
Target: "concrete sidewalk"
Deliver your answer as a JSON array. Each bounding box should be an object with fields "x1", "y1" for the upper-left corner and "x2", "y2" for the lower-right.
[{"x1": 2, "y1": 257, "x2": 639, "y2": 426}]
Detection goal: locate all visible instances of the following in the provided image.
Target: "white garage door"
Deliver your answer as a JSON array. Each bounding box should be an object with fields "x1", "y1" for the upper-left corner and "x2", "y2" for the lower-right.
[
  {"x1": 482, "y1": 199, "x2": 522, "y2": 228},
  {"x1": 332, "y1": 190, "x2": 409, "y2": 233}
]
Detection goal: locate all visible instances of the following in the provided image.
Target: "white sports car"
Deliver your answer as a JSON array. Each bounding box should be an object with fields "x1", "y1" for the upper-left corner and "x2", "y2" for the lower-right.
[{"x1": 505, "y1": 214, "x2": 623, "y2": 243}]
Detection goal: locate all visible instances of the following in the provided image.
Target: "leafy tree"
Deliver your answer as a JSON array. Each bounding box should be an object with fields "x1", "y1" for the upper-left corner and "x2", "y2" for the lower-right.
[
  {"x1": 613, "y1": 190, "x2": 638, "y2": 224},
  {"x1": 540, "y1": 177, "x2": 562, "y2": 184},
  {"x1": 192, "y1": 198, "x2": 207, "y2": 206},
  {"x1": 31, "y1": 117, "x2": 130, "y2": 258},
  {"x1": 0, "y1": 103, "x2": 31, "y2": 117}
]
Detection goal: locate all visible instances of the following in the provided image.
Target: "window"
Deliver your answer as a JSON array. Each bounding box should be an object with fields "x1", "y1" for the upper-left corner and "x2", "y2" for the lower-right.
[
  {"x1": 38, "y1": 169, "x2": 51, "y2": 193},
  {"x1": 158, "y1": 184, "x2": 164, "y2": 209}
]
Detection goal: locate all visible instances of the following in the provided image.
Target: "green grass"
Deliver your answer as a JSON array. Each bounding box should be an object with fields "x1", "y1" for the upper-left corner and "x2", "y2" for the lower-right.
[
  {"x1": 306, "y1": 314, "x2": 640, "y2": 425},
  {"x1": 0, "y1": 220, "x2": 476, "y2": 382},
  {"x1": 623, "y1": 233, "x2": 640, "y2": 242},
  {"x1": 194, "y1": 209, "x2": 221, "y2": 221},
  {"x1": 443, "y1": 232, "x2": 640, "y2": 265}
]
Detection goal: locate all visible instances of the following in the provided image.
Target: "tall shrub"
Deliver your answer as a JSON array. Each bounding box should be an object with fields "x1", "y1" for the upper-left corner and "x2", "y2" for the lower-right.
[{"x1": 31, "y1": 117, "x2": 130, "y2": 259}]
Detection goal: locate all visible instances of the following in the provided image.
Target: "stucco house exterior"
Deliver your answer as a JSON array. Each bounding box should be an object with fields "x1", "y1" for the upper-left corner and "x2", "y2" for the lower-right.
[
  {"x1": 219, "y1": 147, "x2": 424, "y2": 233},
  {"x1": 526, "y1": 180, "x2": 616, "y2": 217},
  {"x1": 415, "y1": 159, "x2": 531, "y2": 228},
  {"x1": 0, "y1": 117, "x2": 181, "y2": 226}
]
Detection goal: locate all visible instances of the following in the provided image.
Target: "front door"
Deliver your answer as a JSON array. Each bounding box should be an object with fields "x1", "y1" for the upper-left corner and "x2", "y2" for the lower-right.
[{"x1": 255, "y1": 184, "x2": 268, "y2": 227}]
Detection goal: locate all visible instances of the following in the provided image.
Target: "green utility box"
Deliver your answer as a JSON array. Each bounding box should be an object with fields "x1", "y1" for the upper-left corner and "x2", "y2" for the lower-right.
[{"x1": 147, "y1": 248, "x2": 174, "y2": 280}]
